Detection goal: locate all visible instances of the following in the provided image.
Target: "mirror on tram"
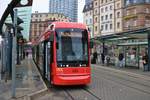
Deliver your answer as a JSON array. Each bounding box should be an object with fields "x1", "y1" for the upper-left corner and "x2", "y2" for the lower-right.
[
  {"x1": 49, "y1": 32, "x2": 54, "y2": 42},
  {"x1": 56, "y1": 42, "x2": 59, "y2": 49},
  {"x1": 90, "y1": 41, "x2": 94, "y2": 48}
]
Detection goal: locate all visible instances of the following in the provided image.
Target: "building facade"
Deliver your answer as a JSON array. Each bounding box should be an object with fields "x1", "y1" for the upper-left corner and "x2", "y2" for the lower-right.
[
  {"x1": 49, "y1": 0, "x2": 78, "y2": 22},
  {"x1": 92, "y1": 0, "x2": 124, "y2": 36},
  {"x1": 123, "y1": 0, "x2": 150, "y2": 31},
  {"x1": 93, "y1": 0, "x2": 100, "y2": 37},
  {"x1": 30, "y1": 12, "x2": 69, "y2": 42},
  {"x1": 83, "y1": 2, "x2": 94, "y2": 38}
]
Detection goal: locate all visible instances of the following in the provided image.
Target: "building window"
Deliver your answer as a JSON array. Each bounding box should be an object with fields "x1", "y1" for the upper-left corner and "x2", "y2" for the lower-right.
[
  {"x1": 105, "y1": 7, "x2": 108, "y2": 12},
  {"x1": 90, "y1": 11, "x2": 92, "y2": 15},
  {"x1": 101, "y1": 16, "x2": 104, "y2": 21},
  {"x1": 106, "y1": 0, "x2": 107, "y2": 3},
  {"x1": 101, "y1": 8, "x2": 104, "y2": 13},
  {"x1": 146, "y1": 8, "x2": 149, "y2": 13},
  {"x1": 101, "y1": 0, "x2": 104, "y2": 3},
  {"x1": 110, "y1": 5, "x2": 112, "y2": 10},
  {"x1": 95, "y1": 17, "x2": 98, "y2": 23},
  {"x1": 95, "y1": 26, "x2": 97, "y2": 31},
  {"x1": 90, "y1": 18, "x2": 92, "y2": 24},
  {"x1": 117, "y1": 22, "x2": 120, "y2": 28},
  {"x1": 110, "y1": 14, "x2": 112, "y2": 19},
  {"x1": 110, "y1": 24, "x2": 112, "y2": 29},
  {"x1": 126, "y1": 10, "x2": 130, "y2": 16},
  {"x1": 105, "y1": 15, "x2": 108, "y2": 20},
  {"x1": 35, "y1": 14, "x2": 38, "y2": 17},
  {"x1": 146, "y1": 0, "x2": 150, "y2": 3},
  {"x1": 133, "y1": 20, "x2": 137, "y2": 26},
  {"x1": 95, "y1": 9, "x2": 98, "y2": 14},
  {"x1": 101, "y1": 25, "x2": 104, "y2": 31},
  {"x1": 133, "y1": 9, "x2": 136, "y2": 14},
  {"x1": 95, "y1": 2, "x2": 97, "y2": 6},
  {"x1": 117, "y1": 12, "x2": 120, "y2": 18},
  {"x1": 105, "y1": 24, "x2": 108, "y2": 30},
  {"x1": 86, "y1": 19, "x2": 88, "y2": 24},
  {"x1": 117, "y1": 3, "x2": 120, "y2": 8},
  {"x1": 86, "y1": 13, "x2": 88, "y2": 16}
]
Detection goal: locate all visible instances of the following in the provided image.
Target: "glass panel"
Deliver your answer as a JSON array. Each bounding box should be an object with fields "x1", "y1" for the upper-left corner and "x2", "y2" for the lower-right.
[{"x1": 56, "y1": 28, "x2": 88, "y2": 67}]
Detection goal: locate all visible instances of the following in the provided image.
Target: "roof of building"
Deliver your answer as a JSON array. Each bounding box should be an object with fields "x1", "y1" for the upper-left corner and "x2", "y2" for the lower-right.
[{"x1": 83, "y1": 2, "x2": 93, "y2": 13}]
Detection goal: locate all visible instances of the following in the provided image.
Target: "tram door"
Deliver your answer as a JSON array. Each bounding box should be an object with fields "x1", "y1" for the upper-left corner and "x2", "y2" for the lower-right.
[{"x1": 45, "y1": 41, "x2": 52, "y2": 82}]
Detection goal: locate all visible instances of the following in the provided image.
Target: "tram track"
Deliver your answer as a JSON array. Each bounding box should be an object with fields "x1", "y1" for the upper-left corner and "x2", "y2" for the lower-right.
[
  {"x1": 61, "y1": 86, "x2": 102, "y2": 100},
  {"x1": 50, "y1": 86, "x2": 102, "y2": 100},
  {"x1": 82, "y1": 87, "x2": 102, "y2": 100},
  {"x1": 93, "y1": 67, "x2": 150, "y2": 94}
]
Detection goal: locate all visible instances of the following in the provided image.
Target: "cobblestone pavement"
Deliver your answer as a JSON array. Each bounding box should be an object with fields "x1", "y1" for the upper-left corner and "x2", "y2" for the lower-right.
[{"x1": 33, "y1": 64, "x2": 150, "y2": 100}]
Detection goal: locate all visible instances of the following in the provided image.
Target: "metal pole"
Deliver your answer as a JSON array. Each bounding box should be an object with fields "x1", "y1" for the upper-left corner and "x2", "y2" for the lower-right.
[
  {"x1": 148, "y1": 33, "x2": 150, "y2": 71},
  {"x1": 16, "y1": 37, "x2": 20, "y2": 65},
  {"x1": 12, "y1": 8, "x2": 17, "y2": 98},
  {"x1": 137, "y1": 45, "x2": 140, "y2": 69}
]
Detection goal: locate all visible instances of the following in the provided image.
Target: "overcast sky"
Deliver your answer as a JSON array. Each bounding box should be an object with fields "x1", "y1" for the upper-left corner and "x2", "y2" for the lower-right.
[{"x1": 32, "y1": 0, "x2": 85, "y2": 22}]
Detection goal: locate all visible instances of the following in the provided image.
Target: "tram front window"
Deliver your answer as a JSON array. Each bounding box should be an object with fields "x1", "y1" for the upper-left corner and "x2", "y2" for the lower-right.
[{"x1": 56, "y1": 28, "x2": 88, "y2": 67}]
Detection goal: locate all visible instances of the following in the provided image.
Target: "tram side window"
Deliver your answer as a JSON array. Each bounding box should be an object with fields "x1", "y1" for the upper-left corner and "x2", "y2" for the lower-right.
[{"x1": 39, "y1": 43, "x2": 44, "y2": 73}]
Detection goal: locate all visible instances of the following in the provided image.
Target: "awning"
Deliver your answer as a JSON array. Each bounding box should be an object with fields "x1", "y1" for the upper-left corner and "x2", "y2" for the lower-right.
[
  {"x1": 97, "y1": 27, "x2": 150, "y2": 41},
  {"x1": 117, "y1": 42, "x2": 148, "y2": 46}
]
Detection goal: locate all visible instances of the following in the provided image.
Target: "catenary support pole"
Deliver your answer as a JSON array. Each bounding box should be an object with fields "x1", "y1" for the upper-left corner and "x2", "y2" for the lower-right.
[
  {"x1": 12, "y1": 8, "x2": 17, "y2": 98},
  {"x1": 148, "y1": 31, "x2": 150, "y2": 71}
]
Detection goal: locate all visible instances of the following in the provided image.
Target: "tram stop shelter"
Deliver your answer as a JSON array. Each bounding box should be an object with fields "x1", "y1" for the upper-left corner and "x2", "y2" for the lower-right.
[{"x1": 95, "y1": 27, "x2": 150, "y2": 71}]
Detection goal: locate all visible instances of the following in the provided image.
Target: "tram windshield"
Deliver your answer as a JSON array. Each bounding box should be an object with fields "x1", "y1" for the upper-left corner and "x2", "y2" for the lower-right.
[{"x1": 56, "y1": 28, "x2": 88, "y2": 67}]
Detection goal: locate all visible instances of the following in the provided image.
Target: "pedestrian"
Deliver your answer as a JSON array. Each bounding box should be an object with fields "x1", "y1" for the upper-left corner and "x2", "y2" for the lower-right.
[
  {"x1": 26, "y1": 51, "x2": 29, "y2": 58},
  {"x1": 23, "y1": 50, "x2": 25, "y2": 59},
  {"x1": 106, "y1": 55, "x2": 110, "y2": 66},
  {"x1": 118, "y1": 53, "x2": 124, "y2": 68},
  {"x1": 142, "y1": 52, "x2": 148, "y2": 71},
  {"x1": 101, "y1": 53, "x2": 105, "y2": 65},
  {"x1": 92, "y1": 51, "x2": 98, "y2": 64}
]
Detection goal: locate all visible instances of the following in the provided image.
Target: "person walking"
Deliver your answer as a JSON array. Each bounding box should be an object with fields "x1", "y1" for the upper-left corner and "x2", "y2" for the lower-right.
[
  {"x1": 106, "y1": 55, "x2": 110, "y2": 66},
  {"x1": 118, "y1": 53, "x2": 124, "y2": 68},
  {"x1": 93, "y1": 51, "x2": 98, "y2": 64},
  {"x1": 101, "y1": 53, "x2": 105, "y2": 65},
  {"x1": 142, "y1": 52, "x2": 148, "y2": 71}
]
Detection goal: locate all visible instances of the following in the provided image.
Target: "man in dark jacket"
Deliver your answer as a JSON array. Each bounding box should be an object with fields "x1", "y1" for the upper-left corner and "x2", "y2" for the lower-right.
[
  {"x1": 101, "y1": 53, "x2": 105, "y2": 65},
  {"x1": 118, "y1": 53, "x2": 124, "y2": 68},
  {"x1": 92, "y1": 51, "x2": 97, "y2": 64}
]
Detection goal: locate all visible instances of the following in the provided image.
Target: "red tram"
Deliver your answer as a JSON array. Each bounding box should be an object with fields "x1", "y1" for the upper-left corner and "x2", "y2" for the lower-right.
[{"x1": 32, "y1": 22, "x2": 91, "y2": 85}]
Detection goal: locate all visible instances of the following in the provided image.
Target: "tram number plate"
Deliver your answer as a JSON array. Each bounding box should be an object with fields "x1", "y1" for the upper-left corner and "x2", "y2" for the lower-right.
[{"x1": 72, "y1": 69, "x2": 78, "y2": 73}]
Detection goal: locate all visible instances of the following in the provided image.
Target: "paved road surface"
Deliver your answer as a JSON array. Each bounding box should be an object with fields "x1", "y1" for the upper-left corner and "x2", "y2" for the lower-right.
[{"x1": 33, "y1": 64, "x2": 150, "y2": 100}]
